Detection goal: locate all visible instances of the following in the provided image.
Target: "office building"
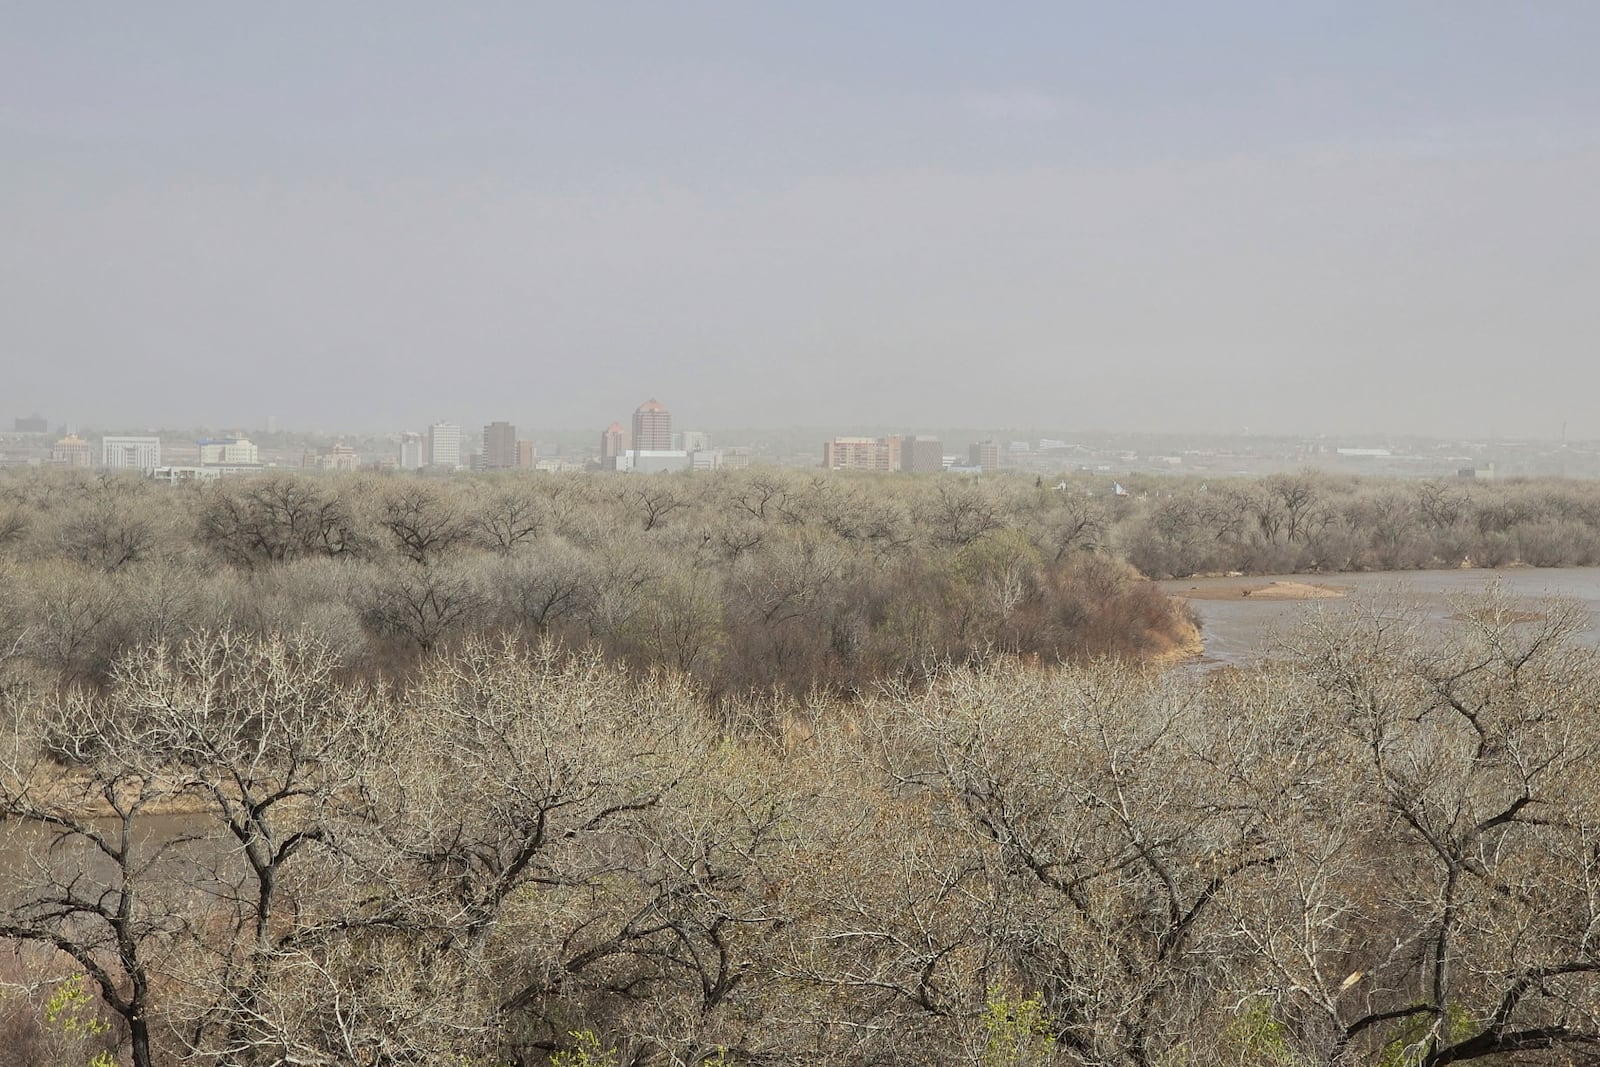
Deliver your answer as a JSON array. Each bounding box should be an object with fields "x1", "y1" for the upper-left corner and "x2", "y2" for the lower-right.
[
  {"x1": 517, "y1": 440, "x2": 535, "y2": 469},
  {"x1": 398, "y1": 432, "x2": 425, "y2": 470},
  {"x1": 102, "y1": 435, "x2": 162, "y2": 471},
  {"x1": 426, "y1": 421, "x2": 463, "y2": 469},
  {"x1": 482, "y1": 421, "x2": 517, "y2": 471},
  {"x1": 822, "y1": 436, "x2": 902, "y2": 472},
  {"x1": 969, "y1": 440, "x2": 1000, "y2": 471},
  {"x1": 14, "y1": 415, "x2": 48, "y2": 434},
  {"x1": 901, "y1": 435, "x2": 945, "y2": 474},
  {"x1": 199, "y1": 438, "x2": 260, "y2": 465},
  {"x1": 632, "y1": 399, "x2": 672, "y2": 451}
]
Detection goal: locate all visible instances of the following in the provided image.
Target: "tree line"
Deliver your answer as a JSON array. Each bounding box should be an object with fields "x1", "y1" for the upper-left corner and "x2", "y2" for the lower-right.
[
  {"x1": 7, "y1": 466, "x2": 1600, "y2": 693},
  {"x1": 0, "y1": 468, "x2": 1201, "y2": 697},
  {"x1": 1117, "y1": 470, "x2": 1600, "y2": 578}
]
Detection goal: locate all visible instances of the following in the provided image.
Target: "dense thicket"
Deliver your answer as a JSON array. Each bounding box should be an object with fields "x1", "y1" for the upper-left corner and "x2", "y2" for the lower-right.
[
  {"x1": 0, "y1": 468, "x2": 1202, "y2": 695},
  {"x1": 1114, "y1": 471, "x2": 1600, "y2": 577},
  {"x1": 3, "y1": 592, "x2": 1599, "y2": 1065}
]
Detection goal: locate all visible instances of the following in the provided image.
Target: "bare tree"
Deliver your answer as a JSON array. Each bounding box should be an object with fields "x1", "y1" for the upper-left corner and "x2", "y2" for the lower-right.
[
  {"x1": 199, "y1": 477, "x2": 369, "y2": 569},
  {"x1": 358, "y1": 558, "x2": 487, "y2": 653},
  {"x1": 375, "y1": 482, "x2": 470, "y2": 565},
  {"x1": 0, "y1": 687, "x2": 195, "y2": 1067},
  {"x1": 1251, "y1": 590, "x2": 1600, "y2": 1065},
  {"x1": 874, "y1": 661, "x2": 1279, "y2": 1067},
  {"x1": 469, "y1": 483, "x2": 548, "y2": 555}
]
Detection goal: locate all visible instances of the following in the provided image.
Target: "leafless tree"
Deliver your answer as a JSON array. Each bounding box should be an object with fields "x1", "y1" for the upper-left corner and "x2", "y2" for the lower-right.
[
  {"x1": 375, "y1": 481, "x2": 470, "y2": 565},
  {"x1": 199, "y1": 476, "x2": 369, "y2": 569},
  {"x1": 469, "y1": 482, "x2": 548, "y2": 555},
  {"x1": 358, "y1": 558, "x2": 487, "y2": 653}
]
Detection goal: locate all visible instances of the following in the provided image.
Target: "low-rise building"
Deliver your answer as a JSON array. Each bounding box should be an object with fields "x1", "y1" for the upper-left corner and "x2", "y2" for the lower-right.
[
  {"x1": 50, "y1": 434, "x2": 93, "y2": 467},
  {"x1": 303, "y1": 443, "x2": 359, "y2": 471},
  {"x1": 199, "y1": 437, "x2": 260, "y2": 465},
  {"x1": 102, "y1": 435, "x2": 162, "y2": 471}
]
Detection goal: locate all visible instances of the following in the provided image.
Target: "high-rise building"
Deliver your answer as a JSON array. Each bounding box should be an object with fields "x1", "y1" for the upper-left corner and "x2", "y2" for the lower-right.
[
  {"x1": 398, "y1": 432, "x2": 425, "y2": 470},
  {"x1": 969, "y1": 439, "x2": 1000, "y2": 471},
  {"x1": 482, "y1": 421, "x2": 517, "y2": 471},
  {"x1": 600, "y1": 422, "x2": 625, "y2": 463},
  {"x1": 426, "y1": 421, "x2": 463, "y2": 469},
  {"x1": 516, "y1": 440, "x2": 535, "y2": 469},
  {"x1": 632, "y1": 399, "x2": 672, "y2": 452},
  {"x1": 14, "y1": 415, "x2": 48, "y2": 434},
  {"x1": 901, "y1": 436, "x2": 945, "y2": 474},
  {"x1": 822, "y1": 436, "x2": 902, "y2": 472},
  {"x1": 102, "y1": 435, "x2": 162, "y2": 471},
  {"x1": 50, "y1": 435, "x2": 93, "y2": 468}
]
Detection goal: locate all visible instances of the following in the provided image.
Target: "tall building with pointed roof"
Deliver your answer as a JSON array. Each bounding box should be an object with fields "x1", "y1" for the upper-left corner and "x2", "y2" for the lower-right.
[
  {"x1": 631, "y1": 399, "x2": 672, "y2": 452},
  {"x1": 600, "y1": 422, "x2": 625, "y2": 462}
]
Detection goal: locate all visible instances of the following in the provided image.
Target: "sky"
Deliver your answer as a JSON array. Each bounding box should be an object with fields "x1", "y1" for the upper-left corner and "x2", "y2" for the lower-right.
[{"x1": 4, "y1": 2, "x2": 1599, "y2": 438}]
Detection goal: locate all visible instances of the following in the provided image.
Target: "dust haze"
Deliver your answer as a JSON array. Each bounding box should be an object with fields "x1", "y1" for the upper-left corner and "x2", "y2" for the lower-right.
[{"x1": 4, "y1": 4, "x2": 1598, "y2": 438}]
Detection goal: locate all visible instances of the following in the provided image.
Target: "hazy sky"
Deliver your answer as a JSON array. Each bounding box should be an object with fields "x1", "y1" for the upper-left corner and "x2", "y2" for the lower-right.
[{"x1": 5, "y1": 3, "x2": 1598, "y2": 438}]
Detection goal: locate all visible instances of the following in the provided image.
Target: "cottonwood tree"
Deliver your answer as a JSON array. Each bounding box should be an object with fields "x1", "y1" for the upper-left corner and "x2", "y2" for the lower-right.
[
  {"x1": 1248, "y1": 590, "x2": 1600, "y2": 1066},
  {"x1": 367, "y1": 638, "x2": 714, "y2": 1057},
  {"x1": 874, "y1": 660, "x2": 1278, "y2": 1067},
  {"x1": 0, "y1": 630, "x2": 401, "y2": 1067},
  {"x1": 105, "y1": 631, "x2": 390, "y2": 1064},
  {"x1": 52, "y1": 494, "x2": 159, "y2": 572},
  {"x1": 492, "y1": 539, "x2": 599, "y2": 636},
  {"x1": 469, "y1": 482, "x2": 549, "y2": 555},
  {"x1": 18, "y1": 561, "x2": 122, "y2": 681},
  {"x1": 199, "y1": 476, "x2": 369, "y2": 569},
  {"x1": 375, "y1": 481, "x2": 470, "y2": 565},
  {"x1": 358, "y1": 558, "x2": 487, "y2": 653},
  {"x1": 502, "y1": 736, "x2": 809, "y2": 1064},
  {"x1": 0, "y1": 684, "x2": 197, "y2": 1067}
]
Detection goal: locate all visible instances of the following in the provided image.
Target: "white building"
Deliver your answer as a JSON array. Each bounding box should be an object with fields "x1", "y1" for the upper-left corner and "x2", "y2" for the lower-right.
[
  {"x1": 102, "y1": 435, "x2": 162, "y2": 471},
  {"x1": 398, "y1": 432, "x2": 425, "y2": 470},
  {"x1": 426, "y1": 422, "x2": 463, "y2": 469},
  {"x1": 678, "y1": 430, "x2": 712, "y2": 451},
  {"x1": 199, "y1": 438, "x2": 259, "y2": 465},
  {"x1": 620, "y1": 449, "x2": 721, "y2": 473},
  {"x1": 150, "y1": 464, "x2": 263, "y2": 483}
]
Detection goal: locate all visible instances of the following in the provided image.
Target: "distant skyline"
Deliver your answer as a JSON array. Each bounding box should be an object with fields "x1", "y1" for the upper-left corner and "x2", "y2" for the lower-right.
[{"x1": 5, "y1": 4, "x2": 1599, "y2": 438}]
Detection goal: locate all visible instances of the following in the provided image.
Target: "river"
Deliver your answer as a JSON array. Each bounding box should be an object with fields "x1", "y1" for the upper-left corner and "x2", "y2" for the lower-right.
[{"x1": 1160, "y1": 566, "x2": 1600, "y2": 667}]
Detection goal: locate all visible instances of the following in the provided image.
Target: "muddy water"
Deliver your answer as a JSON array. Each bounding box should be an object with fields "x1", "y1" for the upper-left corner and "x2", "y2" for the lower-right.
[
  {"x1": 0, "y1": 812, "x2": 233, "y2": 908},
  {"x1": 1161, "y1": 567, "x2": 1600, "y2": 667}
]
